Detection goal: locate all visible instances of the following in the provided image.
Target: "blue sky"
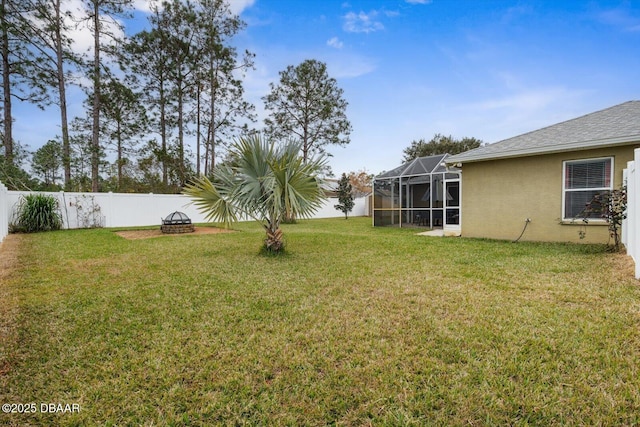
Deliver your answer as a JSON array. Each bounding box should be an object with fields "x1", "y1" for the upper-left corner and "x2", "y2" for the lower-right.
[{"x1": 12, "y1": 0, "x2": 640, "y2": 177}]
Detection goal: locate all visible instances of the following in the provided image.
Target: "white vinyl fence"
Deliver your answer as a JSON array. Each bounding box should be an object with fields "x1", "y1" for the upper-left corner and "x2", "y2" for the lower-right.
[
  {"x1": 0, "y1": 190, "x2": 366, "y2": 234},
  {"x1": 623, "y1": 148, "x2": 640, "y2": 279}
]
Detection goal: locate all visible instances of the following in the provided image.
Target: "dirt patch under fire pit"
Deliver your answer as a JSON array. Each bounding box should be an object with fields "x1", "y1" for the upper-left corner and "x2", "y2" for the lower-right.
[{"x1": 115, "y1": 226, "x2": 234, "y2": 240}]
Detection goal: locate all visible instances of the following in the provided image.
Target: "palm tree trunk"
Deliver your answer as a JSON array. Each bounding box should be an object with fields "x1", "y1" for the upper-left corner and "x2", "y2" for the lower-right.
[{"x1": 264, "y1": 226, "x2": 284, "y2": 253}]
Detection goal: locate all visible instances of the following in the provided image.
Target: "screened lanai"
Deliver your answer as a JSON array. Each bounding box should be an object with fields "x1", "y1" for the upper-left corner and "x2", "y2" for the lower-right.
[{"x1": 372, "y1": 154, "x2": 461, "y2": 231}]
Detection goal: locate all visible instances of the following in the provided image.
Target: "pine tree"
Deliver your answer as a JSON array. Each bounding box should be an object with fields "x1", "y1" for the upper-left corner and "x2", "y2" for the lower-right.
[
  {"x1": 123, "y1": 19, "x2": 172, "y2": 187},
  {"x1": 1, "y1": 0, "x2": 45, "y2": 166},
  {"x1": 32, "y1": 139, "x2": 63, "y2": 188},
  {"x1": 99, "y1": 76, "x2": 147, "y2": 191},
  {"x1": 193, "y1": 0, "x2": 255, "y2": 175},
  {"x1": 27, "y1": 0, "x2": 79, "y2": 188},
  {"x1": 263, "y1": 59, "x2": 351, "y2": 163}
]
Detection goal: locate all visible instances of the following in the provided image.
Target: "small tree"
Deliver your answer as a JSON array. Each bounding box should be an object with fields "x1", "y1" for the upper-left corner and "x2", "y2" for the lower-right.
[
  {"x1": 347, "y1": 169, "x2": 373, "y2": 197},
  {"x1": 577, "y1": 186, "x2": 627, "y2": 251},
  {"x1": 334, "y1": 173, "x2": 354, "y2": 219}
]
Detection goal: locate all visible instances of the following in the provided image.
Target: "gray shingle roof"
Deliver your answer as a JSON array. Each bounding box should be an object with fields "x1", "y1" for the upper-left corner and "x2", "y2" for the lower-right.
[
  {"x1": 447, "y1": 100, "x2": 640, "y2": 164},
  {"x1": 376, "y1": 154, "x2": 449, "y2": 179}
]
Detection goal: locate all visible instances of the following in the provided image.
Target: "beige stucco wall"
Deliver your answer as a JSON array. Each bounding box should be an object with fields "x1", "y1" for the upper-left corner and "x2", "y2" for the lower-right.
[{"x1": 460, "y1": 144, "x2": 639, "y2": 243}]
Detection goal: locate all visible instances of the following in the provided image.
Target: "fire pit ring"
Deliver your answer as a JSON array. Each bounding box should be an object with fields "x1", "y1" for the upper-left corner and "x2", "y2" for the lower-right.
[{"x1": 161, "y1": 211, "x2": 195, "y2": 234}]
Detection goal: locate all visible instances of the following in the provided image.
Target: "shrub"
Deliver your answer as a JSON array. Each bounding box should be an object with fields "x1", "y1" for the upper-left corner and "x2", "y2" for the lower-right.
[{"x1": 13, "y1": 193, "x2": 63, "y2": 233}]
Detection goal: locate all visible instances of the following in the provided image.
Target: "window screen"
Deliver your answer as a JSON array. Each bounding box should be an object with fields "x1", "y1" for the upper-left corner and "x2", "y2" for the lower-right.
[{"x1": 563, "y1": 158, "x2": 612, "y2": 219}]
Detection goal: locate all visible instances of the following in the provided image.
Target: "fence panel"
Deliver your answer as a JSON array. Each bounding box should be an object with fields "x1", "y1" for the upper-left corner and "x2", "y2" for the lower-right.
[{"x1": 623, "y1": 148, "x2": 640, "y2": 279}]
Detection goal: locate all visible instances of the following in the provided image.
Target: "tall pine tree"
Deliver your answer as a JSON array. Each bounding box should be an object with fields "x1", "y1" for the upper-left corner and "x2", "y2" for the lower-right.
[
  {"x1": 193, "y1": 0, "x2": 255, "y2": 175},
  {"x1": 1, "y1": 0, "x2": 44, "y2": 166},
  {"x1": 263, "y1": 59, "x2": 351, "y2": 163},
  {"x1": 81, "y1": 0, "x2": 133, "y2": 192},
  {"x1": 26, "y1": 0, "x2": 79, "y2": 188}
]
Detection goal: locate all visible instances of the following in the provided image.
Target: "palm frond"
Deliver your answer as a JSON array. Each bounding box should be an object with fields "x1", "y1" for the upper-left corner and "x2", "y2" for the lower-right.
[
  {"x1": 182, "y1": 175, "x2": 238, "y2": 228},
  {"x1": 182, "y1": 134, "x2": 327, "y2": 252},
  {"x1": 269, "y1": 140, "x2": 328, "y2": 219}
]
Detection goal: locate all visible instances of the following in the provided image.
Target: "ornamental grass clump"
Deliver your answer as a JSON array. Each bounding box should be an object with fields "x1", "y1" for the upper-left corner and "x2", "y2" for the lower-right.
[{"x1": 13, "y1": 193, "x2": 63, "y2": 233}]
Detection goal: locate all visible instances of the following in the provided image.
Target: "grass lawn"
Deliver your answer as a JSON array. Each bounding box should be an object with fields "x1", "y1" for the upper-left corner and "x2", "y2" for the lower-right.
[{"x1": 1, "y1": 217, "x2": 639, "y2": 425}]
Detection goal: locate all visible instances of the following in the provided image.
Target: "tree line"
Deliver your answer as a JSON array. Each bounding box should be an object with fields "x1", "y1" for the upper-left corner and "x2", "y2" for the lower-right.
[{"x1": 0, "y1": 0, "x2": 352, "y2": 193}]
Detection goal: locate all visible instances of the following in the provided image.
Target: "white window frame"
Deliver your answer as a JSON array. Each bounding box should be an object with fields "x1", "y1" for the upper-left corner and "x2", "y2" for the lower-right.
[{"x1": 562, "y1": 156, "x2": 614, "y2": 221}]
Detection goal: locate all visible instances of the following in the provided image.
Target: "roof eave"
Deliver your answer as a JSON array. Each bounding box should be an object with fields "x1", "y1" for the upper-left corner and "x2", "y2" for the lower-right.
[{"x1": 446, "y1": 135, "x2": 640, "y2": 165}]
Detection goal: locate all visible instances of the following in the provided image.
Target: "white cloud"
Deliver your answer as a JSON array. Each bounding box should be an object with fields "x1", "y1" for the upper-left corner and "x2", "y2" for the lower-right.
[
  {"x1": 132, "y1": 0, "x2": 255, "y2": 15},
  {"x1": 327, "y1": 37, "x2": 344, "y2": 49},
  {"x1": 596, "y1": 7, "x2": 640, "y2": 32},
  {"x1": 26, "y1": 0, "x2": 125, "y2": 56},
  {"x1": 471, "y1": 87, "x2": 580, "y2": 112},
  {"x1": 71, "y1": 15, "x2": 125, "y2": 56},
  {"x1": 227, "y1": 0, "x2": 256, "y2": 15},
  {"x1": 327, "y1": 55, "x2": 376, "y2": 79},
  {"x1": 460, "y1": 87, "x2": 594, "y2": 142},
  {"x1": 132, "y1": 0, "x2": 156, "y2": 13},
  {"x1": 405, "y1": 0, "x2": 432, "y2": 4},
  {"x1": 343, "y1": 11, "x2": 384, "y2": 33}
]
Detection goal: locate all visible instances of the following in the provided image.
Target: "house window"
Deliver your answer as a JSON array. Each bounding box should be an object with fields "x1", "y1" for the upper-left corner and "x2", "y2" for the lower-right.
[{"x1": 563, "y1": 157, "x2": 613, "y2": 220}]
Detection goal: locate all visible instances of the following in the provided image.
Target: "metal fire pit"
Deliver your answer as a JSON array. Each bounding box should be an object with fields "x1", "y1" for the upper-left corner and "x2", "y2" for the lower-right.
[{"x1": 161, "y1": 211, "x2": 195, "y2": 234}]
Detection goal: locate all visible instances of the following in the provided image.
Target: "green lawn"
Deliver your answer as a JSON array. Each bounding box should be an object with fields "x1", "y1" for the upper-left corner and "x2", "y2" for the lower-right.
[{"x1": 1, "y1": 217, "x2": 639, "y2": 426}]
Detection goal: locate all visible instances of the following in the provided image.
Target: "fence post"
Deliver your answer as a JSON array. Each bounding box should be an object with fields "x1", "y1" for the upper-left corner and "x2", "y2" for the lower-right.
[
  {"x1": 106, "y1": 191, "x2": 113, "y2": 228},
  {"x1": 0, "y1": 181, "x2": 8, "y2": 244},
  {"x1": 623, "y1": 167, "x2": 629, "y2": 248},
  {"x1": 627, "y1": 148, "x2": 640, "y2": 279},
  {"x1": 625, "y1": 148, "x2": 640, "y2": 279}
]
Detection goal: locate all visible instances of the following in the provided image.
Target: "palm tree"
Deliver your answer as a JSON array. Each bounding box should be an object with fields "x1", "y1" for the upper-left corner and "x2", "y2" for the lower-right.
[{"x1": 183, "y1": 134, "x2": 327, "y2": 253}]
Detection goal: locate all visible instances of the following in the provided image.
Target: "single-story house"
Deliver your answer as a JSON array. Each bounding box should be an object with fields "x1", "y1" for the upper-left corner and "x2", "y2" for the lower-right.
[
  {"x1": 446, "y1": 100, "x2": 640, "y2": 243},
  {"x1": 372, "y1": 154, "x2": 461, "y2": 234}
]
